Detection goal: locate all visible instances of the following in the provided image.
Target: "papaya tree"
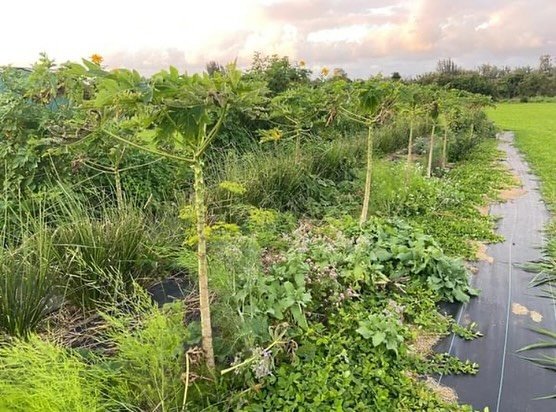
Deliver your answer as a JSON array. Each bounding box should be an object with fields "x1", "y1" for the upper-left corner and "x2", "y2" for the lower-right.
[
  {"x1": 439, "y1": 91, "x2": 460, "y2": 169},
  {"x1": 425, "y1": 90, "x2": 440, "y2": 178},
  {"x1": 83, "y1": 62, "x2": 263, "y2": 370},
  {"x1": 464, "y1": 92, "x2": 493, "y2": 140},
  {"x1": 398, "y1": 83, "x2": 425, "y2": 168},
  {"x1": 260, "y1": 85, "x2": 325, "y2": 162},
  {"x1": 339, "y1": 80, "x2": 396, "y2": 224}
]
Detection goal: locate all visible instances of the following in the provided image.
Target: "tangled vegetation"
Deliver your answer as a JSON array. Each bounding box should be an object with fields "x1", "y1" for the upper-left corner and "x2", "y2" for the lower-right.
[{"x1": 0, "y1": 53, "x2": 509, "y2": 410}]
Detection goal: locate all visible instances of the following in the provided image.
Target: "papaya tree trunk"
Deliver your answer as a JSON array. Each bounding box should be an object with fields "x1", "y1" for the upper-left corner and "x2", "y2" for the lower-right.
[
  {"x1": 406, "y1": 118, "x2": 414, "y2": 166},
  {"x1": 113, "y1": 147, "x2": 125, "y2": 209},
  {"x1": 441, "y1": 127, "x2": 448, "y2": 169},
  {"x1": 192, "y1": 158, "x2": 215, "y2": 370},
  {"x1": 427, "y1": 123, "x2": 436, "y2": 178},
  {"x1": 405, "y1": 118, "x2": 414, "y2": 185},
  {"x1": 294, "y1": 132, "x2": 301, "y2": 164},
  {"x1": 360, "y1": 126, "x2": 373, "y2": 225}
]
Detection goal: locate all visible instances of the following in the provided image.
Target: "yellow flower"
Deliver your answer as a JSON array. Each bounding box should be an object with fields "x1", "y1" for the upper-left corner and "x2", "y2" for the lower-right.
[
  {"x1": 91, "y1": 54, "x2": 103, "y2": 65},
  {"x1": 321, "y1": 66, "x2": 330, "y2": 77},
  {"x1": 299, "y1": 60, "x2": 306, "y2": 67}
]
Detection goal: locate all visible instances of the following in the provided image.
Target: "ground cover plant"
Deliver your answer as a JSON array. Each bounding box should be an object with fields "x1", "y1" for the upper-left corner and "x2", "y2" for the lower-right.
[{"x1": 0, "y1": 54, "x2": 507, "y2": 410}]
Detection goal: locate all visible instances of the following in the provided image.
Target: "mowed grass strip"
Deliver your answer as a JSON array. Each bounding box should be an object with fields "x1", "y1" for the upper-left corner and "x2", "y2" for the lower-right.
[
  {"x1": 487, "y1": 102, "x2": 556, "y2": 254},
  {"x1": 487, "y1": 102, "x2": 556, "y2": 208}
]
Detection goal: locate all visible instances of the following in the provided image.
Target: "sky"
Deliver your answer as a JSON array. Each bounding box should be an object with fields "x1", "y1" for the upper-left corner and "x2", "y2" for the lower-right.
[{"x1": 1, "y1": 0, "x2": 555, "y2": 78}]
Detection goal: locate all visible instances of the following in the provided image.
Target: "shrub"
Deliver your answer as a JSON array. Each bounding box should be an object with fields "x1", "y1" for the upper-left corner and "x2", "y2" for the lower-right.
[
  {"x1": 0, "y1": 336, "x2": 112, "y2": 411},
  {"x1": 103, "y1": 299, "x2": 192, "y2": 411}
]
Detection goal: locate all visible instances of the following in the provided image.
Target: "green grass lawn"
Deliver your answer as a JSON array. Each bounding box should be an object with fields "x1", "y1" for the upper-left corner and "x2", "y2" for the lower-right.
[{"x1": 487, "y1": 103, "x2": 556, "y2": 208}]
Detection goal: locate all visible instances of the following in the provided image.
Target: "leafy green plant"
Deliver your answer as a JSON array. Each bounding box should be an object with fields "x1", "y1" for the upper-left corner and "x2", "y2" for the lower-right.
[
  {"x1": 0, "y1": 56, "x2": 75, "y2": 200},
  {"x1": 265, "y1": 254, "x2": 312, "y2": 328},
  {"x1": 411, "y1": 352, "x2": 479, "y2": 376},
  {"x1": 232, "y1": 301, "x2": 468, "y2": 411},
  {"x1": 356, "y1": 312, "x2": 405, "y2": 355}
]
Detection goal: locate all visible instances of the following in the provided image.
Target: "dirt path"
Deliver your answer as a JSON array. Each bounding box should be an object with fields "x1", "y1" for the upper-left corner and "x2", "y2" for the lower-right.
[{"x1": 437, "y1": 132, "x2": 556, "y2": 411}]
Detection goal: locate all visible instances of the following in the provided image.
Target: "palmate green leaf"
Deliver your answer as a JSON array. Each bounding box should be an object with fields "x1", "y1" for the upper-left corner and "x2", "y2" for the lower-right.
[{"x1": 357, "y1": 82, "x2": 382, "y2": 114}]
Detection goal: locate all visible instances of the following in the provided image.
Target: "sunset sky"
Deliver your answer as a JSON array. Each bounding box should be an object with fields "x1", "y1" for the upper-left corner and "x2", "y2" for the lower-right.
[{"x1": 2, "y1": 0, "x2": 555, "y2": 77}]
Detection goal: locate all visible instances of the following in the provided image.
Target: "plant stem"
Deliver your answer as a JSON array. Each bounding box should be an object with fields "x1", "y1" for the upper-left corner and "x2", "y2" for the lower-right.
[
  {"x1": 294, "y1": 132, "x2": 301, "y2": 164},
  {"x1": 220, "y1": 335, "x2": 285, "y2": 376},
  {"x1": 182, "y1": 351, "x2": 191, "y2": 411},
  {"x1": 427, "y1": 123, "x2": 436, "y2": 178},
  {"x1": 407, "y1": 118, "x2": 414, "y2": 166},
  {"x1": 442, "y1": 126, "x2": 448, "y2": 169},
  {"x1": 360, "y1": 125, "x2": 374, "y2": 225},
  {"x1": 192, "y1": 158, "x2": 215, "y2": 370}
]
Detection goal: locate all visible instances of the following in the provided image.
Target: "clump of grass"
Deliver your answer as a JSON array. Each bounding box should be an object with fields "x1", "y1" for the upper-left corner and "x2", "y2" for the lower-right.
[
  {"x1": 209, "y1": 147, "x2": 313, "y2": 213},
  {"x1": 309, "y1": 134, "x2": 366, "y2": 180},
  {"x1": 0, "y1": 335, "x2": 113, "y2": 411},
  {"x1": 209, "y1": 135, "x2": 367, "y2": 215},
  {"x1": 54, "y1": 200, "x2": 157, "y2": 310},
  {"x1": 0, "y1": 212, "x2": 57, "y2": 338}
]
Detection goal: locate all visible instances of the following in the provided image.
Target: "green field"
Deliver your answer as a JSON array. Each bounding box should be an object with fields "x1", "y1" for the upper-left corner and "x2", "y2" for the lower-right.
[{"x1": 487, "y1": 103, "x2": 556, "y2": 207}]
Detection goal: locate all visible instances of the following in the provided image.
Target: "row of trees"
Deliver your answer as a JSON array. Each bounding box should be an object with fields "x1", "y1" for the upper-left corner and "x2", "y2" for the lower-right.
[{"x1": 415, "y1": 55, "x2": 556, "y2": 100}]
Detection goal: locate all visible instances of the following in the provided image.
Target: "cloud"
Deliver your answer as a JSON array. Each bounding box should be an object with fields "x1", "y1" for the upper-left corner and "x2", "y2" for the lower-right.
[
  {"x1": 1, "y1": 0, "x2": 554, "y2": 77},
  {"x1": 292, "y1": 0, "x2": 555, "y2": 76}
]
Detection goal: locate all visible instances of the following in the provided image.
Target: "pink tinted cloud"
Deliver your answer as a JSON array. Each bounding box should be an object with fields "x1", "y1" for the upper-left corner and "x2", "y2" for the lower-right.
[{"x1": 105, "y1": 0, "x2": 555, "y2": 77}]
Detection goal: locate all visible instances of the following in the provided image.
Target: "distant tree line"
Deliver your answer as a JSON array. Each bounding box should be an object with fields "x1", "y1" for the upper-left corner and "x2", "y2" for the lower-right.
[{"x1": 414, "y1": 55, "x2": 556, "y2": 100}]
